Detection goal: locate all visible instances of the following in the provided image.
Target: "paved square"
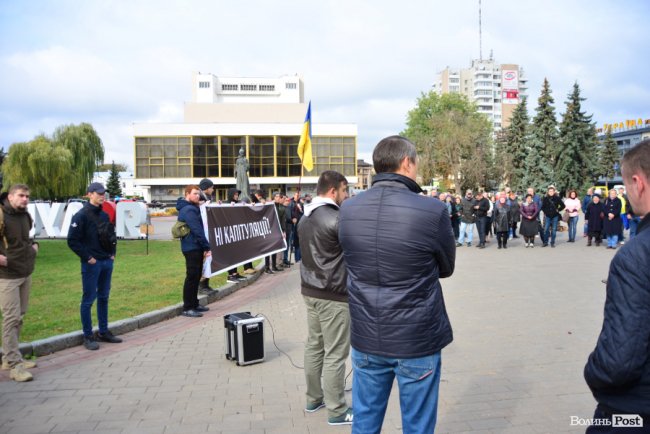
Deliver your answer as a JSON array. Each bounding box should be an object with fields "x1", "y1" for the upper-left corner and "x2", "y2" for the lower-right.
[{"x1": 0, "y1": 233, "x2": 613, "y2": 433}]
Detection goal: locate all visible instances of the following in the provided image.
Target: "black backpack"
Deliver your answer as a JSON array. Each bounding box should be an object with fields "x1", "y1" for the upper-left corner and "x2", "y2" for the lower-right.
[{"x1": 85, "y1": 208, "x2": 117, "y2": 252}]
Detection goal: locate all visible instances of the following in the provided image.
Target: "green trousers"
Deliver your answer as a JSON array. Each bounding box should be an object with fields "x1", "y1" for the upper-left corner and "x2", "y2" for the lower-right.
[{"x1": 303, "y1": 295, "x2": 351, "y2": 418}]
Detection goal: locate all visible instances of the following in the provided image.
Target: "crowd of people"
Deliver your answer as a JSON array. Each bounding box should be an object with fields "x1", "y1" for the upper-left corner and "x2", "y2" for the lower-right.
[{"x1": 429, "y1": 183, "x2": 637, "y2": 250}]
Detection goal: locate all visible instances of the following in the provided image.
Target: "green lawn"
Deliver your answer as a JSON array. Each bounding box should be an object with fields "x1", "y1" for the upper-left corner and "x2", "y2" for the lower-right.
[{"x1": 6, "y1": 239, "x2": 235, "y2": 342}]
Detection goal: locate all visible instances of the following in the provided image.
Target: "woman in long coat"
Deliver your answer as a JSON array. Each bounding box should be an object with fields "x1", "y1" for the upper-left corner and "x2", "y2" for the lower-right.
[
  {"x1": 519, "y1": 194, "x2": 539, "y2": 247},
  {"x1": 603, "y1": 190, "x2": 622, "y2": 249},
  {"x1": 585, "y1": 194, "x2": 605, "y2": 246},
  {"x1": 493, "y1": 196, "x2": 511, "y2": 249}
]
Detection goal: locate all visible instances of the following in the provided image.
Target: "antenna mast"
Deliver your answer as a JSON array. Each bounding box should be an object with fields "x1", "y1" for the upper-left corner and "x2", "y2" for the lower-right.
[{"x1": 479, "y1": 0, "x2": 483, "y2": 61}]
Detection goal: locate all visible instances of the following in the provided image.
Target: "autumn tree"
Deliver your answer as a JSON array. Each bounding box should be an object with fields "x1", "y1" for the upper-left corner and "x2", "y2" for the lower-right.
[{"x1": 402, "y1": 91, "x2": 493, "y2": 192}]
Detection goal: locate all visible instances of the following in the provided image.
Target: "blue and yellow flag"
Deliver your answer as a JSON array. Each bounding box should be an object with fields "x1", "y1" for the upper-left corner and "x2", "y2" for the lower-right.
[{"x1": 297, "y1": 101, "x2": 314, "y2": 171}]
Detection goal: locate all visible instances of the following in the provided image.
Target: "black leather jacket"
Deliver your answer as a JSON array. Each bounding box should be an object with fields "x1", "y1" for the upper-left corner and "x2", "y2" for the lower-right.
[{"x1": 297, "y1": 198, "x2": 347, "y2": 302}]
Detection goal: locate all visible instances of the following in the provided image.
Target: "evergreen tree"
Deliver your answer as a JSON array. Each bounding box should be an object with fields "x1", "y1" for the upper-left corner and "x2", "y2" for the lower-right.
[
  {"x1": 524, "y1": 78, "x2": 556, "y2": 191},
  {"x1": 531, "y1": 78, "x2": 560, "y2": 169},
  {"x1": 522, "y1": 134, "x2": 553, "y2": 194},
  {"x1": 599, "y1": 128, "x2": 620, "y2": 181},
  {"x1": 555, "y1": 82, "x2": 599, "y2": 194},
  {"x1": 106, "y1": 161, "x2": 123, "y2": 198},
  {"x1": 499, "y1": 97, "x2": 529, "y2": 192}
]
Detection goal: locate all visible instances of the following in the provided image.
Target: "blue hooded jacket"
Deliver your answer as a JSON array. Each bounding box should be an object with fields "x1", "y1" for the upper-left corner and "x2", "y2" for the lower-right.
[{"x1": 176, "y1": 198, "x2": 210, "y2": 253}]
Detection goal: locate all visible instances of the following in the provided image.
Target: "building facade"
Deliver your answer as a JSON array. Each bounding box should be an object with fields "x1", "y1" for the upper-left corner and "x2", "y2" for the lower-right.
[
  {"x1": 432, "y1": 55, "x2": 528, "y2": 132},
  {"x1": 133, "y1": 73, "x2": 357, "y2": 202}
]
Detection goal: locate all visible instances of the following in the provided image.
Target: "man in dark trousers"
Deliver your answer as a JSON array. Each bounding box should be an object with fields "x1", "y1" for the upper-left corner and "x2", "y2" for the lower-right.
[
  {"x1": 176, "y1": 185, "x2": 211, "y2": 318},
  {"x1": 339, "y1": 136, "x2": 456, "y2": 434},
  {"x1": 584, "y1": 139, "x2": 650, "y2": 432},
  {"x1": 0, "y1": 184, "x2": 38, "y2": 381},
  {"x1": 68, "y1": 183, "x2": 121, "y2": 351},
  {"x1": 298, "y1": 171, "x2": 352, "y2": 426},
  {"x1": 541, "y1": 185, "x2": 565, "y2": 247},
  {"x1": 474, "y1": 191, "x2": 491, "y2": 248}
]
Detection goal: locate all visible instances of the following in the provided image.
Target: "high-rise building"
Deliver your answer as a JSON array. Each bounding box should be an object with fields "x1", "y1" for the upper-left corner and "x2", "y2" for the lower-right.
[
  {"x1": 133, "y1": 72, "x2": 357, "y2": 202},
  {"x1": 432, "y1": 55, "x2": 528, "y2": 132}
]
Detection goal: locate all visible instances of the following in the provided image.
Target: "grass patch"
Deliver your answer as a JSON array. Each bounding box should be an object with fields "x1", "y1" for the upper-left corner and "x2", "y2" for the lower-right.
[{"x1": 3, "y1": 239, "x2": 245, "y2": 342}]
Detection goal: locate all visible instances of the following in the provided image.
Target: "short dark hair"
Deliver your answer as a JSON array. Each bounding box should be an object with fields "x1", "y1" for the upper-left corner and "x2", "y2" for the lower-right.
[
  {"x1": 372, "y1": 135, "x2": 417, "y2": 174},
  {"x1": 184, "y1": 184, "x2": 200, "y2": 196},
  {"x1": 622, "y1": 139, "x2": 650, "y2": 180},
  {"x1": 316, "y1": 170, "x2": 348, "y2": 196},
  {"x1": 8, "y1": 184, "x2": 30, "y2": 194}
]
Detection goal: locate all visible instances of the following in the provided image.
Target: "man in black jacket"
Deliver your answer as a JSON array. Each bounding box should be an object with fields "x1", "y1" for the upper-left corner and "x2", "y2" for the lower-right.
[
  {"x1": 298, "y1": 171, "x2": 351, "y2": 426},
  {"x1": 68, "y1": 183, "x2": 121, "y2": 351},
  {"x1": 541, "y1": 185, "x2": 565, "y2": 247},
  {"x1": 584, "y1": 139, "x2": 650, "y2": 431},
  {"x1": 457, "y1": 190, "x2": 476, "y2": 247},
  {"x1": 474, "y1": 191, "x2": 491, "y2": 248},
  {"x1": 339, "y1": 136, "x2": 456, "y2": 434}
]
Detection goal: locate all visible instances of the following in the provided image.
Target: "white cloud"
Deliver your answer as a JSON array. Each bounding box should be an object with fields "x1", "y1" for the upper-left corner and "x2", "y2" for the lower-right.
[{"x1": 1, "y1": 0, "x2": 648, "y2": 168}]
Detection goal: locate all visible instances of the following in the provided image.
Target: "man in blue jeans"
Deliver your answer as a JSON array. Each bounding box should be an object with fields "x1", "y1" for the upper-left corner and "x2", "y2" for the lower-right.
[
  {"x1": 541, "y1": 185, "x2": 565, "y2": 247},
  {"x1": 339, "y1": 136, "x2": 456, "y2": 434},
  {"x1": 68, "y1": 183, "x2": 122, "y2": 351}
]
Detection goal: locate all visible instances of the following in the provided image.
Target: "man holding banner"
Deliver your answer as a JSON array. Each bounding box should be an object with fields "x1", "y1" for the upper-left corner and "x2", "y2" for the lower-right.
[
  {"x1": 298, "y1": 170, "x2": 353, "y2": 426},
  {"x1": 176, "y1": 185, "x2": 211, "y2": 318}
]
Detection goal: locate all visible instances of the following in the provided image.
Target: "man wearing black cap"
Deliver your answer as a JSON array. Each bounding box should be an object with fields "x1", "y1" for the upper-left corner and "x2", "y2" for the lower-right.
[
  {"x1": 198, "y1": 178, "x2": 214, "y2": 204},
  {"x1": 68, "y1": 182, "x2": 121, "y2": 351}
]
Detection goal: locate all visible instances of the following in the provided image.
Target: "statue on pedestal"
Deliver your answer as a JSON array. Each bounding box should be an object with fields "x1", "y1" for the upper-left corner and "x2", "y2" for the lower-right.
[{"x1": 235, "y1": 146, "x2": 250, "y2": 201}]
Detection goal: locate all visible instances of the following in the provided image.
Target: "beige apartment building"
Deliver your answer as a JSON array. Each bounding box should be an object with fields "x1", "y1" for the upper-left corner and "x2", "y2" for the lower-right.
[{"x1": 433, "y1": 56, "x2": 528, "y2": 132}]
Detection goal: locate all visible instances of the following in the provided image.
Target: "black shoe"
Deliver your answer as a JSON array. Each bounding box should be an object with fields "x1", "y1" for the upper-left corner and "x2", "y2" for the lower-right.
[
  {"x1": 283, "y1": 261, "x2": 293, "y2": 267},
  {"x1": 264, "y1": 267, "x2": 275, "y2": 274},
  {"x1": 551, "y1": 244, "x2": 555, "y2": 248},
  {"x1": 233, "y1": 273, "x2": 247, "y2": 281},
  {"x1": 96, "y1": 331, "x2": 122, "y2": 344},
  {"x1": 195, "y1": 305, "x2": 209, "y2": 312},
  {"x1": 271, "y1": 266, "x2": 283, "y2": 272},
  {"x1": 456, "y1": 242, "x2": 462, "y2": 247},
  {"x1": 542, "y1": 243, "x2": 548, "y2": 247},
  {"x1": 182, "y1": 310, "x2": 203, "y2": 318},
  {"x1": 503, "y1": 245, "x2": 507, "y2": 249},
  {"x1": 84, "y1": 336, "x2": 99, "y2": 351},
  {"x1": 478, "y1": 244, "x2": 485, "y2": 249},
  {"x1": 498, "y1": 245, "x2": 502, "y2": 249},
  {"x1": 227, "y1": 275, "x2": 239, "y2": 283}
]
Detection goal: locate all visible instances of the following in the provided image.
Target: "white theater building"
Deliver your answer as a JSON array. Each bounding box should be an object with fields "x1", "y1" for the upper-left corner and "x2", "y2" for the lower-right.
[{"x1": 133, "y1": 73, "x2": 358, "y2": 202}]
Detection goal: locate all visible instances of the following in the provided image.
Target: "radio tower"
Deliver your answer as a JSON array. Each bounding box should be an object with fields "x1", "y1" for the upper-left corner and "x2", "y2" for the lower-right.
[{"x1": 479, "y1": 0, "x2": 483, "y2": 61}]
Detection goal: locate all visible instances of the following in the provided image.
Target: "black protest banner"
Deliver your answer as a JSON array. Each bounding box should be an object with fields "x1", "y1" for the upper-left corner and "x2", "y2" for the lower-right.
[{"x1": 205, "y1": 203, "x2": 287, "y2": 276}]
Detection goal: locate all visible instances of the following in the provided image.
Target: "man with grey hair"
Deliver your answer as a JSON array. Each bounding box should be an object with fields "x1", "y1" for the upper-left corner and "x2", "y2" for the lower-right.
[
  {"x1": 0, "y1": 184, "x2": 39, "y2": 382},
  {"x1": 339, "y1": 135, "x2": 456, "y2": 433}
]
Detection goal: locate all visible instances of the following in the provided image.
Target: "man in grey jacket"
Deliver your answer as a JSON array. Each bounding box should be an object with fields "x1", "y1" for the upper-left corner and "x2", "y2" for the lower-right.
[{"x1": 297, "y1": 170, "x2": 352, "y2": 427}]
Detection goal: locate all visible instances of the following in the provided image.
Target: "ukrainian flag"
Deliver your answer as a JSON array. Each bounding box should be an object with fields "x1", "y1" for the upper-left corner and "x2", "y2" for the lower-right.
[{"x1": 298, "y1": 101, "x2": 314, "y2": 171}]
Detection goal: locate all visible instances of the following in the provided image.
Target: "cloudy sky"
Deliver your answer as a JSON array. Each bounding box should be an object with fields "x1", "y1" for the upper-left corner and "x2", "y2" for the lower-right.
[{"x1": 1, "y1": 0, "x2": 648, "y2": 167}]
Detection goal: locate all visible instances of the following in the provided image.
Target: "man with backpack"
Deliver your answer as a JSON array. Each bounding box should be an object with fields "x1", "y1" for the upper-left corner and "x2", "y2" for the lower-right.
[{"x1": 67, "y1": 183, "x2": 121, "y2": 351}]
